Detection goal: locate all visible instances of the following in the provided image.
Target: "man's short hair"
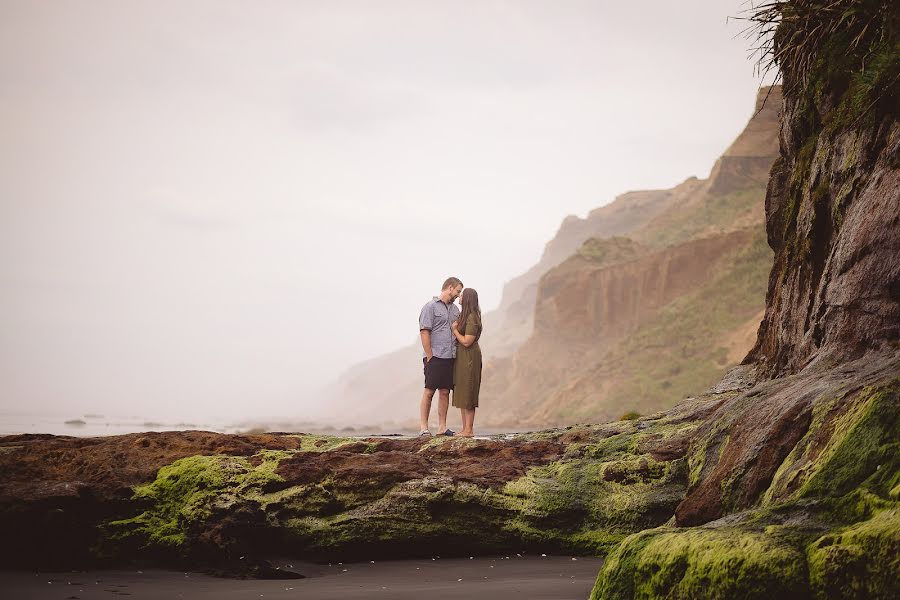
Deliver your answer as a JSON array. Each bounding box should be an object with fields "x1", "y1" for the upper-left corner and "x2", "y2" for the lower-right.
[{"x1": 442, "y1": 277, "x2": 463, "y2": 290}]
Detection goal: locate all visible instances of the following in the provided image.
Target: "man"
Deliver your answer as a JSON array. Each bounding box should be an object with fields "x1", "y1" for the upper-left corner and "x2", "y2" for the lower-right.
[{"x1": 418, "y1": 277, "x2": 463, "y2": 436}]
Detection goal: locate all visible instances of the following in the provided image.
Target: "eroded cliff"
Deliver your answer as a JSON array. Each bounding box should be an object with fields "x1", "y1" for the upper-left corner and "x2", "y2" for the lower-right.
[{"x1": 479, "y1": 87, "x2": 781, "y2": 428}]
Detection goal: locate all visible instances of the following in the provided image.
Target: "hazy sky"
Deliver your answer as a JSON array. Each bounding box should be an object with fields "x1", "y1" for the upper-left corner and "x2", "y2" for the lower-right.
[{"x1": 1, "y1": 1, "x2": 772, "y2": 422}]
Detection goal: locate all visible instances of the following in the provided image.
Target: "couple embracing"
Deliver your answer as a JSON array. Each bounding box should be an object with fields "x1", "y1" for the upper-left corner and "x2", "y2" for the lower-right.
[{"x1": 418, "y1": 277, "x2": 482, "y2": 438}]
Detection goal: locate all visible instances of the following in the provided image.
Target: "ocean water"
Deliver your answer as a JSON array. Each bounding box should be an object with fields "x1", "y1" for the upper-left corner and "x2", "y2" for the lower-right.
[
  {"x1": 0, "y1": 413, "x2": 517, "y2": 438},
  {"x1": 0, "y1": 413, "x2": 244, "y2": 438}
]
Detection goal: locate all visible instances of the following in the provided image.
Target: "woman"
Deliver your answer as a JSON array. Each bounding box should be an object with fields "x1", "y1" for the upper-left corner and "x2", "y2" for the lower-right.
[{"x1": 451, "y1": 288, "x2": 483, "y2": 437}]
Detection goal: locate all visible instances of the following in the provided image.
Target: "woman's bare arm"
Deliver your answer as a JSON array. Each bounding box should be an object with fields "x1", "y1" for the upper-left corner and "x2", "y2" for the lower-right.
[{"x1": 451, "y1": 321, "x2": 476, "y2": 347}]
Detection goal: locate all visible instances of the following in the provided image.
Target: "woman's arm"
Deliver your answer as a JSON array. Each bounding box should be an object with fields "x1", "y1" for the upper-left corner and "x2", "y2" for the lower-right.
[{"x1": 451, "y1": 321, "x2": 476, "y2": 348}]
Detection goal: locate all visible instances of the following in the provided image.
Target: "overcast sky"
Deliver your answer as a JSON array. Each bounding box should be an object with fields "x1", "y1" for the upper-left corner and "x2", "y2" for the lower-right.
[{"x1": 0, "y1": 1, "x2": 772, "y2": 422}]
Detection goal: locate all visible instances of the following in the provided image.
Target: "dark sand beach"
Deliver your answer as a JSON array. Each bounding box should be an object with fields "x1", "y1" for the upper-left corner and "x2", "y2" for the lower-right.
[{"x1": 1, "y1": 555, "x2": 604, "y2": 599}]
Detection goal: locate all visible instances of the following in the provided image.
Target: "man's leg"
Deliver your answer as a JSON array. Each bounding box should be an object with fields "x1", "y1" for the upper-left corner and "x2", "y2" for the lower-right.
[
  {"x1": 436, "y1": 388, "x2": 450, "y2": 433},
  {"x1": 420, "y1": 388, "x2": 435, "y2": 433}
]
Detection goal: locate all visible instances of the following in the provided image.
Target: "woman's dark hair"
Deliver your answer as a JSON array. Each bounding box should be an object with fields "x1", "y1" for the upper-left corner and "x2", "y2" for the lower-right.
[{"x1": 457, "y1": 288, "x2": 482, "y2": 340}]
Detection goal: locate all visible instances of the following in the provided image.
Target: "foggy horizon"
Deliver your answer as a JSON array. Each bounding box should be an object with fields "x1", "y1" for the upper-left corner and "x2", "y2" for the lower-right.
[{"x1": 1, "y1": 1, "x2": 774, "y2": 425}]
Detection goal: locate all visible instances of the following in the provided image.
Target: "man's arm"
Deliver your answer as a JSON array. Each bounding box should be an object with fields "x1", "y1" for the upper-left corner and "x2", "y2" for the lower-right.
[
  {"x1": 420, "y1": 329, "x2": 433, "y2": 361},
  {"x1": 418, "y1": 303, "x2": 434, "y2": 360}
]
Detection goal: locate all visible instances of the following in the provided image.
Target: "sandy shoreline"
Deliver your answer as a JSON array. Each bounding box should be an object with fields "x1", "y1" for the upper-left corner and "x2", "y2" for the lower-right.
[{"x1": 1, "y1": 555, "x2": 604, "y2": 599}]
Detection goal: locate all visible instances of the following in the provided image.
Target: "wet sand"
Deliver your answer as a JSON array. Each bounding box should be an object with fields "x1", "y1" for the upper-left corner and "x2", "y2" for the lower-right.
[{"x1": 1, "y1": 555, "x2": 603, "y2": 599}]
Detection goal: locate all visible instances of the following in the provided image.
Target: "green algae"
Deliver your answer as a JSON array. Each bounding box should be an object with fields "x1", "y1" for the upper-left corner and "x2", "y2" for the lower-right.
[
  {"x1": 807, "y1": 508, "x2": 900, "y2": 600},
  {"x1": 592, "y1": 526, "x2": 810, "y2": 600},
  {"x1": 290, "y1": 434, "x2": 358, "y2": 452},
  {"x1": 765, "y1": 381, "x2": 900, "y2": 506},
  {"x1": 280, "y1": 479, "x2": 523, "y2": 558},
  {"x1": 590, "y1": 374, "x2": 900, "y2": 599},
  {"x1": 105, "y1": 451, "x2": 290, "y2": 551},
  {"x1": 799, "y1": 383, "x2": 900, "y2": 499},
  {"x1": 500, "y1": 447, "x2": 687, "y2": 554}
]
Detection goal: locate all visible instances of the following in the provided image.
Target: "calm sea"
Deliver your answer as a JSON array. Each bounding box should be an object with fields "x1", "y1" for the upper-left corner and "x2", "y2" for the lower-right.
[{"x1": 0, "y1": 413, "x2": 245, "y2": 437}]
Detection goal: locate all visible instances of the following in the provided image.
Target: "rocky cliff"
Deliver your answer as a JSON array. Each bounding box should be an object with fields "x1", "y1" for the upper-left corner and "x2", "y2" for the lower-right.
[
  {"x1": 486, "y1": 188, "x2": 681, "y2": 357},
  {"x1": 478, "y1": 87, "x2": 781, "y2": 428}
]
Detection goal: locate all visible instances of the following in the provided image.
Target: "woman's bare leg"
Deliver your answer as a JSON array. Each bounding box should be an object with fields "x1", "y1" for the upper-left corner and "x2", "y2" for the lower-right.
[{"x1": 459, "y1": 408, "x2": 475, "y2": 436}]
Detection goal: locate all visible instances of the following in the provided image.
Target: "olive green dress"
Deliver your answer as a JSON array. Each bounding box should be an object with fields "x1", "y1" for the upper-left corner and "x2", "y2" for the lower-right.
[{"x1": 452, "y1": 315, "x2": 482, "y2": 409}]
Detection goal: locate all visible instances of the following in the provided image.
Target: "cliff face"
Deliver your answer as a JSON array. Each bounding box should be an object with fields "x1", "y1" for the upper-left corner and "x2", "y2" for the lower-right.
[
  {"x1": 746, "y1": 71, "x2": 900, "y2": 377},
  {"x1": 486, "y1": 188, "x2": 681, "y2": 357},
  {"x1": 672, "y1": 6, "x2": 900, "y2": 527},
  {"x1": 479, "y1": 87, "x2": 781, "y2": 428},
  {"x1": 482, "y1": 229, "x2": 763, "y2": 423}
]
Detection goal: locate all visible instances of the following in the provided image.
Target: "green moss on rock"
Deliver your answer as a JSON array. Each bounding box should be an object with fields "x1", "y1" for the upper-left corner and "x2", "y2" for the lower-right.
[
  {"x1": 766, "y1": 381, "x2": 900, "y2": 506},
  {"x1": 807, "y1": 508, "x2": 900, "y2": 600},
  {"x1": 799, "y1": 383, "x2": 900, "y2": 499},
  {"x1": 291, "y1": 434, "x2": 357, "y2": 452},
  {"x1": 592, "y1": 526, "x2": 809, "y2": 600},
  {"x1": 104, "y1": 451, "x2": 288, "y2": 552}
]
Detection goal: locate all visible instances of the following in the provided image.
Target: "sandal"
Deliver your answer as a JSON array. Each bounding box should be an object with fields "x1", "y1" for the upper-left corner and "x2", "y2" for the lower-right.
[
  {"x1": 419, "y1": 430, "x2": 432, "y2": 436},
  {"x1": 437, "y1": 429, "x2": 455, "y2": 437}
]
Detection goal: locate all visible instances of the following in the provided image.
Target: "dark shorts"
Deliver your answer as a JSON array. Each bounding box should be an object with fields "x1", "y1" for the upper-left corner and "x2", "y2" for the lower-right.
[{"x1": 424, "y1": 356, "x2": 454, "y2": 391}]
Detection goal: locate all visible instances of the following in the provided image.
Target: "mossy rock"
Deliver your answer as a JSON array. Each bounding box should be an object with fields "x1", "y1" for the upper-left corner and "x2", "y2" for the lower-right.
[
  {"x1": 102, "y1": 451, "x2": 288, "y2": 554},
  {"x1": 591, "y1": 526, "x2": 810, "y2": 600},
  {"x1": 807, "y1": 508, "x2": 900, "y2": 600},
  {"x1": 765, "y1": 380, "x2": 900, "y2": 506}
]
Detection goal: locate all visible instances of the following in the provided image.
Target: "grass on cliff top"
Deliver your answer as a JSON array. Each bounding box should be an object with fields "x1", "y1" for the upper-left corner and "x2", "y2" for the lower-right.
[
  {"x1": 577, "y1": 236, "x2": 644, "y2": 264},
  {"x1": 745, "y1": 0, "x2": 896, "y2": 102},
  {"x1": 637, "y1": 187, "x2": 767, "y2": 249}
]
